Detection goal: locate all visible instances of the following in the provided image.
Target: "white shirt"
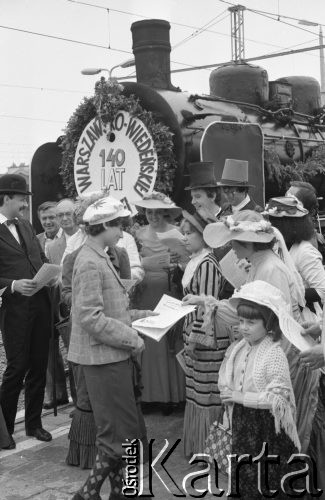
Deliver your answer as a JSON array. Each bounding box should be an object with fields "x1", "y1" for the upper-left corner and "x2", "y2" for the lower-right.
[
  {"x1": 60, "y1": 228, "x2": 87, "y2": 265},
  {"x1": 0, "y1": 213, "x2": 20, "y2": 244},
  {"x1": 117, "y1": 232, "x2": 145, "y2": 283},
  {"x1": 232, "y1": 194, "x2": 251, "y2": 213}
]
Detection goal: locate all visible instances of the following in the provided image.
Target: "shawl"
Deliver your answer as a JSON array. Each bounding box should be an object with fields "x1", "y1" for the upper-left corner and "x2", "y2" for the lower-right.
[{"x1": 219, "y1": 336, "x2": 301, "y2": 450}]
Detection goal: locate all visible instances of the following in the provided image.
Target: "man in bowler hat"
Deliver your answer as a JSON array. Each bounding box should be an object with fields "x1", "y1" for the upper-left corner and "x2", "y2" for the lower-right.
[{"x1": 0, "y1": 174, "x2": 52, "y2": 447}]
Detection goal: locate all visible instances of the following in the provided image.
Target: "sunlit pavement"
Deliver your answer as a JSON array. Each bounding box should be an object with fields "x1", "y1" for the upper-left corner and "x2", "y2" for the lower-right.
[{"x1": 0, "y1": 405, "x2": 228, "y2": 499}]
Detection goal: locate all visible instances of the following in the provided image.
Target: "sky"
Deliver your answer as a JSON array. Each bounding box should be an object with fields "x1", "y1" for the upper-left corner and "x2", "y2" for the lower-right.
[{"x1": 1, "y1": 0, "x2": 325, "y2": 172}]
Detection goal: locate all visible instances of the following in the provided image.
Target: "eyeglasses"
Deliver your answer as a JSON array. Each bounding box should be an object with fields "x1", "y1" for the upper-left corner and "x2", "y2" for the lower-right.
[{"x1": 57, "y1": 211, "x2": 73, "y2": 218}]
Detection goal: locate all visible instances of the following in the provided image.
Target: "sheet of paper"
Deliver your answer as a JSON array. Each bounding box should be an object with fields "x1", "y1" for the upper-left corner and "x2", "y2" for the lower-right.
[
  {"x1": 132, "y1": 294, "x2": 196, "y2": 341},
  {"x1": 176, "y1": 349, "x2": 186, "y2": 372},
  {"x1": 219, "y1": 249, "x2": 248, "y2": 289},
  {"x1": 141, "y1": 252, "x2": 170, "y2": 271},
  {"x1": 279, "y1": 310, "x2": 316, "y2": 352},
  {"x1": 0, "y1": 287, "x2": 7, "y2": 297},
  {"x1": 30, "y1": 263, "x2": 61, "y2": 294},
  {"x1": 156, "y1": 235, "x2": 190, "y2": 265}
]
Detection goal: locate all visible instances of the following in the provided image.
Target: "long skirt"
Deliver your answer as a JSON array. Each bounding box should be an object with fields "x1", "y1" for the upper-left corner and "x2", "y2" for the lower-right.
[
  {"x1": 284, "y1": 343, "x2": 319, "y2": 452},
  {"x1": 231, "y1": 404, "x2": 302, "y2": 499},
  {"x1": 66, "y1": 364, "x2": 97, "y2": 469},
  {"x1": 307, "y1": 373, "x2": 325, "y2": 499}
]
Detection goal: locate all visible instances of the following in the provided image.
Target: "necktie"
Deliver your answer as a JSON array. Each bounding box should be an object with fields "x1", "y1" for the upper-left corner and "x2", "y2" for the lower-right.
[{"x1": 6, "y1": 218, "x2": 18, "y2": 226}]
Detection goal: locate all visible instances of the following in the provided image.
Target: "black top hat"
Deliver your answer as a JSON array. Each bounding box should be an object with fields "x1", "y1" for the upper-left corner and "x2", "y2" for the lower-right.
[
  {"x1": 0, "y1": 174, "x2": 32, "y2": 195},
  {"x1": 184, "y1": 162, "x2": 218, "y2": 191}
]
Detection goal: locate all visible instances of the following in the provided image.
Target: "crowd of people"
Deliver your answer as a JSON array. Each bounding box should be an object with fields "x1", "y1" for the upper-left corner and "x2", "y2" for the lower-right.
[{"x1": 0, "y1": 157, "x2": 324, "y2": 499}]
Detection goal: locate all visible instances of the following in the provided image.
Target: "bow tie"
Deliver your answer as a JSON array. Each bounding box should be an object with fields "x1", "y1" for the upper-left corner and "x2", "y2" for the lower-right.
[{"x1": 6, "y1": 218, "x2": 19, "y2": 226}]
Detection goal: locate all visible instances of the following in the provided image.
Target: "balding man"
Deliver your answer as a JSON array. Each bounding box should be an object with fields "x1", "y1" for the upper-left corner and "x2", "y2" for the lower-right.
[{"x1": 43, "y1": 198, "x2": 78, "y2": 409}]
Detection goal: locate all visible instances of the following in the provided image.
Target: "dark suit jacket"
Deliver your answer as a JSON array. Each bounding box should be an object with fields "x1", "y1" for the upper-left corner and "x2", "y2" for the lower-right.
[{"x1": 0, "y1": 218, "x2": 47, "y2": 303}]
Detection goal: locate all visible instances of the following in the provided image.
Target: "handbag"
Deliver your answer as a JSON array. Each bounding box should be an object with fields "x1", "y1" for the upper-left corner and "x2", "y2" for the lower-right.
[{"x1": 205, "y1": 406, "x2": 232, "y2": 475}]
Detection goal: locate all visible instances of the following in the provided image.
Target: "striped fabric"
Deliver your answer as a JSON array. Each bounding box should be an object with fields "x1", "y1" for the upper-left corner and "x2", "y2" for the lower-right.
[{"x1": 183, "y1": 252, "x2": 230, "y2": 456}]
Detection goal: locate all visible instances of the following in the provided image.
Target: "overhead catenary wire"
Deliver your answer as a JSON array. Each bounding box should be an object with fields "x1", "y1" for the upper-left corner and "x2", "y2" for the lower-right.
[
  {"x1": 67, "y1": 0, "x2": 310, "y2": 52},
  {"x1": 217, "y1": 0, "x2": 321, "y2": 36},
  {"x1": 0, "y1": 114, "x2": 66, "y2": 124},
  {"x1": 0, "y1": 24, "x2": 131, "y2": 54},
  {"x1": 172, "y1": 9, "x2": 229, "y2": 50}
]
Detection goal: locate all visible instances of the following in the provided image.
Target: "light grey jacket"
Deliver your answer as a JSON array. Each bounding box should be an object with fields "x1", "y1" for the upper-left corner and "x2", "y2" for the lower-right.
[{"x1": 68, "y1": 238, "x2": 145, "y2": 365}]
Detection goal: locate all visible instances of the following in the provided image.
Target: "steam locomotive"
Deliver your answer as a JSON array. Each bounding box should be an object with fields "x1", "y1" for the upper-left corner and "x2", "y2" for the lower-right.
[{"x1": 31, "y1": 19, "x2": 325, "y2": 228}]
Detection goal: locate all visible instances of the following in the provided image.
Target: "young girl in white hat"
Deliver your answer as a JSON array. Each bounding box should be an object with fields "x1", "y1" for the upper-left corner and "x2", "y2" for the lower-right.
[{"x1": 218, "y1": 280, "x2": 301, "y2": 499}]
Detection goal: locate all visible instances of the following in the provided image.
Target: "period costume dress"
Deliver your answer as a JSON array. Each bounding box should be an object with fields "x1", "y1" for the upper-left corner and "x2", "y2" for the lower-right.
[
  {"x1": 182, "y1": 249, "x2": 230, "y2": 456},
  {"x1": 219, "y1": 336, "x2": 300, "y2": 500},
  {"x1": 203, "y1": 212, "x2": 320, "y2": 452},
  {"x1": 136, "y1": 224, "x2": 185, "y2": 404}
]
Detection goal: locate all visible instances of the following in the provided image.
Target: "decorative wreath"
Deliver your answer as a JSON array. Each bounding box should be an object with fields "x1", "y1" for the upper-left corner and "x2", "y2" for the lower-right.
[
  {"x1": 60, "y1": 77, "x2": 178, "y2": 198},
  {"x1": 264, "y1": 144, "x2": 325, "y2": 195}
]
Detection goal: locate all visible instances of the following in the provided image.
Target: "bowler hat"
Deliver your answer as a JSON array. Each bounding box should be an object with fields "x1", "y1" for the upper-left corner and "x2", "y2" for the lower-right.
[
  {"x1": 217, "y1": 159, "x2": 255, "y2": 188},
  {"x1": 184, "y1": 162, "x2": 218, "y2": 190},
  {"x1": 0, "y1": 174, "x2": 32, "y2": 195}
]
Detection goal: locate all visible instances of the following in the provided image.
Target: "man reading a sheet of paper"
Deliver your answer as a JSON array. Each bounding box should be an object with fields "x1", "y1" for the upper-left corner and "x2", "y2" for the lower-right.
[{"x1": 0, "y1": 174, "x2": 53, "y2": 448}]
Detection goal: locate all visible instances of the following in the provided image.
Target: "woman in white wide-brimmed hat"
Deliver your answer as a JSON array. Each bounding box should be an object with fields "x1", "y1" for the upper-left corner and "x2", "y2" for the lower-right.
[
  {"x1": 183, "y1": 209, "x2": 319, "y2": 452},
  {"x1": 134, "y1": 191, "x2": 187, "y2": 411}
]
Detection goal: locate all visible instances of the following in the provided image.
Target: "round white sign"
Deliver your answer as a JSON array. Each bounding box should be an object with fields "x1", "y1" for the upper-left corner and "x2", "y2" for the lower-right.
[{"x1": 74, "y1": 111, "x2": 158, "y2": 207}]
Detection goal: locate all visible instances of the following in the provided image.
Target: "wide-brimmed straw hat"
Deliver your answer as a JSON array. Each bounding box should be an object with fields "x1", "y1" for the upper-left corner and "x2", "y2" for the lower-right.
[
  {"x1": 216, "y1": 159, "x2": 255, "y2": 188},
  {"x1": 264, "y1": 195, "x2": 308, "y2": 218},
  {"x1": 229, "y1": 280, "x2": 287, "y2": 318},
  {"x1": 182, "y1": 210, "x2": 207, "y2": 234},
  {"x1": 134, "y1": 191, "x2": 182, "y2": 219},
  {"x1": 203, "y1": 210, "x2": 275, "y2": 248},
  {"x1": 184, "y1": 162, "x2": 218, "y2": 190}
]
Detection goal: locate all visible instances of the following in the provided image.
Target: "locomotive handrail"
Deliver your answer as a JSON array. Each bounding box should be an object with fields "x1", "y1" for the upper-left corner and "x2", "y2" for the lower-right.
[{"x1": 189, "y1": 94, "x2": 325, "y2": 127}]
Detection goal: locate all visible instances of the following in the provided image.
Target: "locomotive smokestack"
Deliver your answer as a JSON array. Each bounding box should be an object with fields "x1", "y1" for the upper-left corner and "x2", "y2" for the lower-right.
[{"x1": 131, "y1": 19, "x2": 176, "y2": 90}]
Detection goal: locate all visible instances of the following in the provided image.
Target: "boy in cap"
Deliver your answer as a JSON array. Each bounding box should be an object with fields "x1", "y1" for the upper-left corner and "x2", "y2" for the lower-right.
[{"x1": 69, "y1": 196, "x2": 155, "y2": 500}]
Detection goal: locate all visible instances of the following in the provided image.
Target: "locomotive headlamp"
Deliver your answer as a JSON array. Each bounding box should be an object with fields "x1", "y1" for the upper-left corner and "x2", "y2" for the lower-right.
[{"x1": 81, "y1": 59, "x2": 135, "y2": 79}]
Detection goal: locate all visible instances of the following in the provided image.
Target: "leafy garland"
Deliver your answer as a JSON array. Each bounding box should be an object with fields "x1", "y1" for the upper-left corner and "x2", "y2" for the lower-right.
[
  {"x1": 60, "y1": 78, "x2": 178, "y2": 198},
  {"x1": 264, "y1": 144, "x2": 325, "y2": 195}
]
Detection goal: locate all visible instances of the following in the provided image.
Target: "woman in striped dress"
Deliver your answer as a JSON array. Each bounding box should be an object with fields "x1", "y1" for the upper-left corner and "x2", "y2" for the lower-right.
[{"x1": 181, "y1": 211, "x2": 231, "y2": 457}]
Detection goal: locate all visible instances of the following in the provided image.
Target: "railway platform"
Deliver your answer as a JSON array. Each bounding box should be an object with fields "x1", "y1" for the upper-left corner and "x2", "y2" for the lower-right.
[{"x1": 0, "y1": 404, "x2": 227, "y2": 499}]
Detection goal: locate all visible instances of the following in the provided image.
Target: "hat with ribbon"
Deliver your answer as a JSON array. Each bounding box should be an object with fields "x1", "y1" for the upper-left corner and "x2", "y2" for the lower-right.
[
  {"x1": 229, "y1": 280, "x2": 288, "y2": 318},
  {"x1": 217, "y1": 159, "x2": 255, "y2": 188},
  {"x1": 203, "y1": 210, "x2": 275, "y2": 248},
  {"x1": 83, "y1": 196, "x2": 131, "y2": 225},
  {"x1": 264, "y1": 195, "x2": 308, "y2": 218},
  {"x1": 134, "y1": 191, "x2": 182, "y2": 219},
  {"x1": 0, "y1": 174, "x2": 32, "y2": 195},
  {"x1": 184, "y1": 162, "x2": 218, "y2": 190}
]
